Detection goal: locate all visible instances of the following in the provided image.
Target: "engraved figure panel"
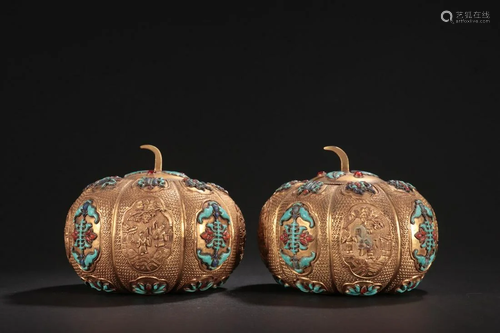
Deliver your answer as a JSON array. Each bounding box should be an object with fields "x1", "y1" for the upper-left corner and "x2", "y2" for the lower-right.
[
  {"x1": 121, "y1": 197, "x2": 173, "y2": 272},
  {"x1": 340, "y1": 204, "x2": 392, "y2": 278}
]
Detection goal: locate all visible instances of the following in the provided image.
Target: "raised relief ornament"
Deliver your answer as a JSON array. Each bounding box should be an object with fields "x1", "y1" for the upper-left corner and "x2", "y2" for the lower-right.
[
  {"x1": 258, "y1": 146, "x2": 438, "y2": 295},
  {"x1": 64, "y1": 145, "x2": 246, "y2": 294}
]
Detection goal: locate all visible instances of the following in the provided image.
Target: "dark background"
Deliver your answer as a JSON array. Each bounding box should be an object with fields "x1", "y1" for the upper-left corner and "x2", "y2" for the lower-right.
[{"x1": 1, "y1": 2, "x2": 499, "y2": 332}]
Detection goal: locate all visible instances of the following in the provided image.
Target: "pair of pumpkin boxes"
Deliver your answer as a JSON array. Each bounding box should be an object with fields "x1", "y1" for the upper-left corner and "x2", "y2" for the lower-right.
[{"x1": 65, "y1": 145, "x2": 437, "y2": 296}]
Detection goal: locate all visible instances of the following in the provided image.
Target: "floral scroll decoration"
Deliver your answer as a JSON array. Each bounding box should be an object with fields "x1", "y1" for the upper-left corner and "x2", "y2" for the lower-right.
[
  {"x1": 197, "y1": 201, "x2": 232, "y2": 270},
  {"x1": 130, "y1": 277, "x2": 168, "y2": 295},
  {"x1": 137, "y1": 177, "x2": 166, "y2": 189},
  {"x1": 273, "y1": 275, "x2": 326, "y2": 293},
  {"x1": 273, "y1": 275, "x2": 290, "y2": 288},
  {"x1": 274, "y1": 180, "x2": 300, "y2": 194},
  {"x1": 279, "y1": 203, "x2": 316, "y2": 274},
  {"x1": 184, "y1": 178, "x2": 211, "y2": 191},
  {"x1": 343, "y1": 281, "x2": 382, "y2": 296},
  {"x1": 297, "y1": 180, "x2": 323, "y2": 195},
  {"x1": 387, "y1": 180, "x2": 416, "y2": 193},
  {"x1": 84, "y1": 176, "x2": 122, "y2": 191},
  {"x1": 411, "y1": 200, "x2": 437, "y2": 271},
  {"x1": 71, "y1": 200, "x2": 100, "y2": 271},
  {"x1": 183, "y1": 177, "x2": 228, "y2": 193},
  {"x1": 325, "y1": 170, "x2": 377, "y2": 181},
  {"x1": 83, "y1": 276, "x2": 116, "y2": 293},
  {"x1": 345, "y1": 181, "x2": 376, "y2": 195},
  {"x1": 325, "y1": 171, "x2": 345, "y2": 180},
  {"x1": 183, "y1": 276, "x2": 229, "y2": 292},
  {"x1": 295, "y1": 278, "x2": 326, "y2": 294},
  {"x1": 396, "y1": 275, "x2": 424, "y2": 293}
]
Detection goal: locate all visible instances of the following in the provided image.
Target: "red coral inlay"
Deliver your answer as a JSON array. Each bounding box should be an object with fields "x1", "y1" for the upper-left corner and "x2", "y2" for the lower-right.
[
  {"x1": 201, "y1": 229, "x2": 215, "y2": 243},
  {"x1": 280, "y1": 230, "x2": 289, "y2": 244},
  {"x1": 85, "y1": 229, "x2": 97, "y2": 243},
  {"x1": 299, "y1": 231, "x2": 314, "y2": 246},
  {"x1": 414, "y1": 228, "x2": 427, "y2": 244}
]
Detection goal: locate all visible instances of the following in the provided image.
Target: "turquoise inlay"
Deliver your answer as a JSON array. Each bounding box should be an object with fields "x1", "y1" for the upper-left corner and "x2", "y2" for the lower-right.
[
  {"x1": 280, "y1": 252, "x2": 316, "y2": 274},
  {"x1": 273, "y1": 275, "x2": 289, "y2": 288},
  {"x1": 137, "y1": 177, "x2": 166, "y2": 189},
  {"x1": 345, "y1": 284, "x2": 379, "y2": 296},
  {"x1": 396, "y1": 280, "x2": 421, "y2": 293},
  {"x1": 387, "y1": 180, "x2": 416, "y2": 192},
  {"x1": 274, "y1": 180, "x2": 299, "y2": 193},
  {"x1": 279, "y1": 203, "x2": 316, "y2": 273},
  {"x1": 132, "y1": 282, "x2": 167, "y2": 295},
  {"x1": 345, "y1": 181, "x2": 376, "y2": 194},
  {"x1": 184, "y1": 279, "x2": 215, "y2": 292},
  {"x1": 184, "y1": 178, "x2": 211, "y2": 191},
  {"x1": 197, "y1": 201, "x2": 232, "y2": 269},
  {"x1": 280, "y1": 203, "x2": 314, "y2": 227},
  {"x1": 411, "y1": 200, "x2": 437, "y2": 271},
  {"x1": 297, "y1": 180, "x2": 323, "y2": 195},
  {"x1": 84, "y1": 176, "x2": 121, "y2": 190},
  {"x1": 410, "y1": 200, "x2": 433, "y2": 224},
  {"x1": 164, "y1": 170, "x2": 188, "y2": 177},
  {"x1": 326, "y1": 171, "x2": 346, "y2": 180},
  {"x1": 198, "y1": 205, "x2": 214, "y2": 222},
  {"x1": 75, "y1": 200, "x2": 100, "y2": 224},
  {"x1": 87, "y1": 279, "x2": 115, "y2": 293},
  {"x1": 218, "y1": 205, "x2": 231, "y2": 222},
  {"x1": 125, "y1": 170, "x2": 188, "y2": 178},
  {"x1": 71, "y1": 200, "x2": 100, "y2": 271},
  {"x1": 295, "y1": 280, "x2": 326, "y2": 293},
  {"x1": 352, "y1": 170, "x2": 378, "y2": 177}
]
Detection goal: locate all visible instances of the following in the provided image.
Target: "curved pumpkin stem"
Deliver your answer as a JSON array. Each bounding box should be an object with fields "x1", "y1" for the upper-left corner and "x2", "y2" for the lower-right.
[
  {"x1": 140, "y1": 144, "x2": 162, "y2": 172},
  {"x1": 323, "y1": 146, "x2": 349, "y2": 173}
]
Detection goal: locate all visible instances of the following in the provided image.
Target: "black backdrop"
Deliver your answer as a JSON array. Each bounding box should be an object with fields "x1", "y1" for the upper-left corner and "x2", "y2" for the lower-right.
[{"x1": 1, "y1": 2, "x2": 499, "y2": 332}]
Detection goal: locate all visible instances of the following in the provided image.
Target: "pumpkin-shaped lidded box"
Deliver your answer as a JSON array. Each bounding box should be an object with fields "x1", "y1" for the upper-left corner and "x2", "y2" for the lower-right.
[
  {"x1": 64, "y1": 145, "x2": 245, "y2": 294},
  {"x1": 258, "y1": 146, "x2": 438, "y2": 295}
]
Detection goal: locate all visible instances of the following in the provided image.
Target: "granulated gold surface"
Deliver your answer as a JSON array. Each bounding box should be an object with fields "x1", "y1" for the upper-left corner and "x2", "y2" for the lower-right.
[
  {"x1": 258, "y1": 146, "x2": 438, "y2": 295},
  {"x1": 64, "y1": 146, "x2": 245, "y2": 294}
]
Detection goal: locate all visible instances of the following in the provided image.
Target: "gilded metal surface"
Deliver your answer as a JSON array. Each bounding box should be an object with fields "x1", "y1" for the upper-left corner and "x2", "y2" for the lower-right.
[
  {"x1": 195, "y1": 200, "x2": 232, "y2": 270},
  {"x1": 259, "y1": 146, "x2": 438, "y2": 295},
  {"x1": 396, "y1": 274, "x2": 425, "y2": 293},
  {"x1": 343, "y1": 281, "x2": 382, "y2": 296},
  {"x1": 182, "y1": 275, "x2": 228, "y2": 292},
  {"x1": 64, "y1": 145, "x2": 245, "y2": 294},
  {"x1": 122, "y1": 197, "x2": 173, "y2": 272},
  {"x1": 130, "y1": 276, "x2": 168, "y2": 295},
  {"x1": 278, "y1": 202, "x2": 318, "y2": 275},
  {"x1": 82, "y1": 275, "x2": 116, "y2": 293},
  {"x1": 340, "y1": 203, "x2": 392, "y2": 278}
]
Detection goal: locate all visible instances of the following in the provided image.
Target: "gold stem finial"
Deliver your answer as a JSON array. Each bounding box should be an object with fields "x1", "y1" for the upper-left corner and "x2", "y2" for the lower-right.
[
  {"x1": 323, "y1": 146, "x2": 350, "y2": 173},
  {"x1": 140, "y1": 144, "x2": 162, "y2": 172}
]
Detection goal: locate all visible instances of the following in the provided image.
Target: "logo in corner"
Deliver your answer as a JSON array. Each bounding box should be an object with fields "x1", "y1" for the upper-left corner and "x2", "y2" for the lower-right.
[{"x1": 441, "y1": 10, "x2": 454, "y2": 23}]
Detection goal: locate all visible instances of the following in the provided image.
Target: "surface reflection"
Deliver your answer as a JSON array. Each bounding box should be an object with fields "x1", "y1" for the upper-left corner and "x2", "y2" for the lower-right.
[
  {"x1": 227, "y1": 283, "x2": 426, "y2": 308},
  {"x1": 6, "y1": 284, "x2": 225, "y2": 308}
]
